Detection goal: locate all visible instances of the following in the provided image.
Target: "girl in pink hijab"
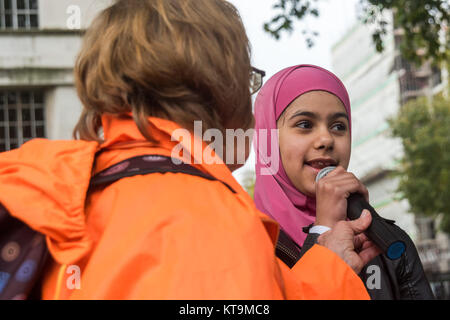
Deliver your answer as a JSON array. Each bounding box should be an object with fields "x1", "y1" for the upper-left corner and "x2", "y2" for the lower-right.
[
  {"x1": 254, "y1": 64, "x2": 358, "y2": 245},
  {"x1": 253, "y1": 64, "x2": 434, "y2": 300}
]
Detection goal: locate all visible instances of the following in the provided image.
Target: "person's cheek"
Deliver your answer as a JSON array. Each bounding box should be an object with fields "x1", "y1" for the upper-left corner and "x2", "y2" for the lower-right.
[
  {"x1": 288, "y1": 141, "x2": 302, "y2": 173},
  {"x1": 338, "y1": 139, "x2": 351, "y2": 170}
]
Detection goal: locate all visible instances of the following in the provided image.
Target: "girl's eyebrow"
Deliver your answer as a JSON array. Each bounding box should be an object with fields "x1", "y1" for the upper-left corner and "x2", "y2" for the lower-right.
[
  {"x1": 288, "y1": 111, "x2": 317, "y2": 121},
  {"x1": 330, "y1": 112, "x2": 349, "y2": 122},
  {"x1": 288, "y1": 110, "x2": 349, "y2": 122}
]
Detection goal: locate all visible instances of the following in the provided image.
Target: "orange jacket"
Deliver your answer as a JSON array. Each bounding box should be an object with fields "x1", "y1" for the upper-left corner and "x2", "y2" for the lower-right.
[{"x1": 0, "y1": 114, "x2": 369, "y2": 299}]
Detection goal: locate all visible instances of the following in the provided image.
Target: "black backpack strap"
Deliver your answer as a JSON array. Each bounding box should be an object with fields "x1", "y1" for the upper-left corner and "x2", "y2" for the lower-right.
[
  {"x1": 89, "y1": 154, "x2": 236, "y2": 194},
  {"x1": 275, "y1": 229, "x2": 302, "y2": 268}
]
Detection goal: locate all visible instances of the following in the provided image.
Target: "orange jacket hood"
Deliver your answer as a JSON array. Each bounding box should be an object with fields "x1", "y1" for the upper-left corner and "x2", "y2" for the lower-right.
[{"x1": 0, "y1": 139, "x2": 99, "y2": 265}]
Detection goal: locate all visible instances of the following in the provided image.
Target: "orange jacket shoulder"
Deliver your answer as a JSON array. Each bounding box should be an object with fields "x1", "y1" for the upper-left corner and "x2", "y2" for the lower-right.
[{"x1": 68, "y1": 172, "x2": 284, "y2": 299}]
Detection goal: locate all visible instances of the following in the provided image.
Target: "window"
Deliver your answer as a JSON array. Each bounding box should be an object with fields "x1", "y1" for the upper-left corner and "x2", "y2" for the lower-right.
[
  {"x1": 0, "y1": 0, "x2": 39, "y2": 29},
  {"x1": 0, "y1": 90, "x2": 45, "y2": 152}
]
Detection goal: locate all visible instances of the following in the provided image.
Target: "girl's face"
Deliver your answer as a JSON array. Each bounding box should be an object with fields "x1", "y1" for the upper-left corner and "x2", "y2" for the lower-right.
[{"x1": 277, "y1": 91, "x2": 351, "y2": 197}]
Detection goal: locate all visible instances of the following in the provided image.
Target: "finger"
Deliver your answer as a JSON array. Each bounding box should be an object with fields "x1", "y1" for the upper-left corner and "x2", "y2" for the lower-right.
[
  {"x1": 346, "y1": 252, "x2": 365, "y2": 275},
  {"x1": 359, "y1": 183, "x2": 370, "y2": 203},
  {"x1": 353, "y1": 233, "x2": 369, "y2": 249},
  {"x1": 328, "y1": 178, "x2": 369, "y2": 202},
  {"x1": 315, "y1": 169, "x2": 346, "y2": 191},
  {"x1": 322, "y1": 175, "x2": 364, "y2": 190},
  {"x1": 321, "y1": 166, "x2": 346, "y2": 179},
  {"x1": 348, "y1": 210, "x2": 372, "y2": 235},
  {"x1": 320, "y1": 172, "x2": 355, "y2": 184},
  {"x1": 359, "y1": 245, "x2": 382, "y2": 265},
  {"x1": 344, "y1": 172, "x2": 368, "y2": 202},
  {"x1": 361, "y1": 239, "x2": 376, "y2": 251}
]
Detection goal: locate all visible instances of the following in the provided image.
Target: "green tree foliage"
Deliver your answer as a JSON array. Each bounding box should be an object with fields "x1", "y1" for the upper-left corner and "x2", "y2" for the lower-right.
[
  {"x1": 263, "y1": 0, "x2": 320, "y2": 48},
  {"x1": 265, "y1": 0, "x2": 449, "y2": 65},
  {"x1": 388, "y1": 93, "x2": 450, "y2": 233}
]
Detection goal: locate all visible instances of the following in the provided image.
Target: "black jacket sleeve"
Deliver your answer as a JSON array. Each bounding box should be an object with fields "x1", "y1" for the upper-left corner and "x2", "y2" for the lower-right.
[{"x1": 393, "y1": 223, "x2": 435, "y2": 299}]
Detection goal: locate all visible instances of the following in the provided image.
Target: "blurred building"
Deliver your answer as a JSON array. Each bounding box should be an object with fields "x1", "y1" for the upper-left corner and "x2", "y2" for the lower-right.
[
  {"x1": 0, "y1": 0, "x2": 109, "y2": 150},
  {"x1": 331, "y1": 14, "x2": 449, "y2": 297}
]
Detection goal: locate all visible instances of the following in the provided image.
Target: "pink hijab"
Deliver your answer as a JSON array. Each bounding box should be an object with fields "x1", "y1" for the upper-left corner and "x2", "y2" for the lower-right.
[{"x1": 253, "y1": 64, "x2": 351, "y2": 246}]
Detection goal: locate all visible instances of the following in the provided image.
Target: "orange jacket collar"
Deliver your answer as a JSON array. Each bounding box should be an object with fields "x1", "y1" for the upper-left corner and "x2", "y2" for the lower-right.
[{"x1": 100, "y1": 114, "x2": 249, "y2": 199}]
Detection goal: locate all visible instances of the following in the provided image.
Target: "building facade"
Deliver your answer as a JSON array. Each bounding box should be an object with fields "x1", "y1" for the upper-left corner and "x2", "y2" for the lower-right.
[{"x1": 0, "y1": 0, "x2": 109, "y2": 150}]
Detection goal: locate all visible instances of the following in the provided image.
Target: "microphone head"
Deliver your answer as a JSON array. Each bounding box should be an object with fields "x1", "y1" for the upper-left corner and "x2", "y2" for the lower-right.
[{"x1": 315, "y1": 166, "x2": 337, "y2": 183}]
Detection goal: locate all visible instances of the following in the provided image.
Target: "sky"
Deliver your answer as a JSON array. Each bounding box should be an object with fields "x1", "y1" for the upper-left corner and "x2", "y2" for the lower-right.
[{"x1": 229, "y1": 0, "x2": 361, "y2": 184}]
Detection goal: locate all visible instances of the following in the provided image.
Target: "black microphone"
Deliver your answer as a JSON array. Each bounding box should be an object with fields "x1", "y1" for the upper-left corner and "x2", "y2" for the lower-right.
[{"x1": 316, "y1": 166, "x2": 406, "y2": 260}]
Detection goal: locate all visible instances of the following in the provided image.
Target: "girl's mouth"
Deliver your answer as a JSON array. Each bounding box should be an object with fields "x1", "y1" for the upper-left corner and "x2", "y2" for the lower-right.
[
  {"x1": 305, "y1": 158, "x2": 338, "y2": 174},
  {"x1": 305, "y1": 164, "x2": 321, "y2": 174}
]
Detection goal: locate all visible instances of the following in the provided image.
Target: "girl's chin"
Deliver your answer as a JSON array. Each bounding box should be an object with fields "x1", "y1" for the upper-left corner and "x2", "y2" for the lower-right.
[
  {"x1": 294, "y1": 167, "x2": 317, "y2": 197},
  {"x1": 303, "y1": 164, "x2": 321, "y2": 184},
  {"x1": 302, "y1": 190, "x2": 316, "y2": 198}
]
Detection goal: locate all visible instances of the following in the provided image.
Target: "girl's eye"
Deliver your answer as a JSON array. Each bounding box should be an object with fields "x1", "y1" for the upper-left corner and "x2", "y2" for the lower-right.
[
  {"x1": 331, "y1": 123, "x2": 347, "y2": 131},
  {"x1": 296, "y1": 121, "x2": 312, "y2": 129}
]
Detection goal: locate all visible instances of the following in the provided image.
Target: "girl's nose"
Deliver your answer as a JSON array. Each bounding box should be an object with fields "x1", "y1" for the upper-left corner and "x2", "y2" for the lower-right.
[{"x1": 314, "y1": 128, "x2": 334, "y2": 151}]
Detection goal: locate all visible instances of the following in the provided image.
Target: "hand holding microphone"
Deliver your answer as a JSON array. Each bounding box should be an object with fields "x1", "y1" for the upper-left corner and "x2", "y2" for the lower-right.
[
  {"x1": 315, "y1": 166, "x2": 406, "y2": 260},
  {"x1": 314, "y1": 166, "x2": 370, "y2": 229}
]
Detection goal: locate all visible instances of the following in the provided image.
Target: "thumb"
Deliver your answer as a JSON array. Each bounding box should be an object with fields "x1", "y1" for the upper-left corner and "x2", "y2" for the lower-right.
[{"x1": 348, "y1": 209, "x2": 372, "y2": 235}]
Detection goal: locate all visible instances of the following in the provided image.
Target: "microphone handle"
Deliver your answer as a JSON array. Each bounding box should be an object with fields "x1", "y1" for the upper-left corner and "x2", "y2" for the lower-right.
[{"x1": 347, "y1": 193, "x2": 406, "y2": 260}]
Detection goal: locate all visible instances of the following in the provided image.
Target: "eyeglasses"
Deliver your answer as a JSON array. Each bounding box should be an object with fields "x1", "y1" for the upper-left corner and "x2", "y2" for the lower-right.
[{"x1": 250, "y1": 67, "x2": 266, "y2": 95}]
